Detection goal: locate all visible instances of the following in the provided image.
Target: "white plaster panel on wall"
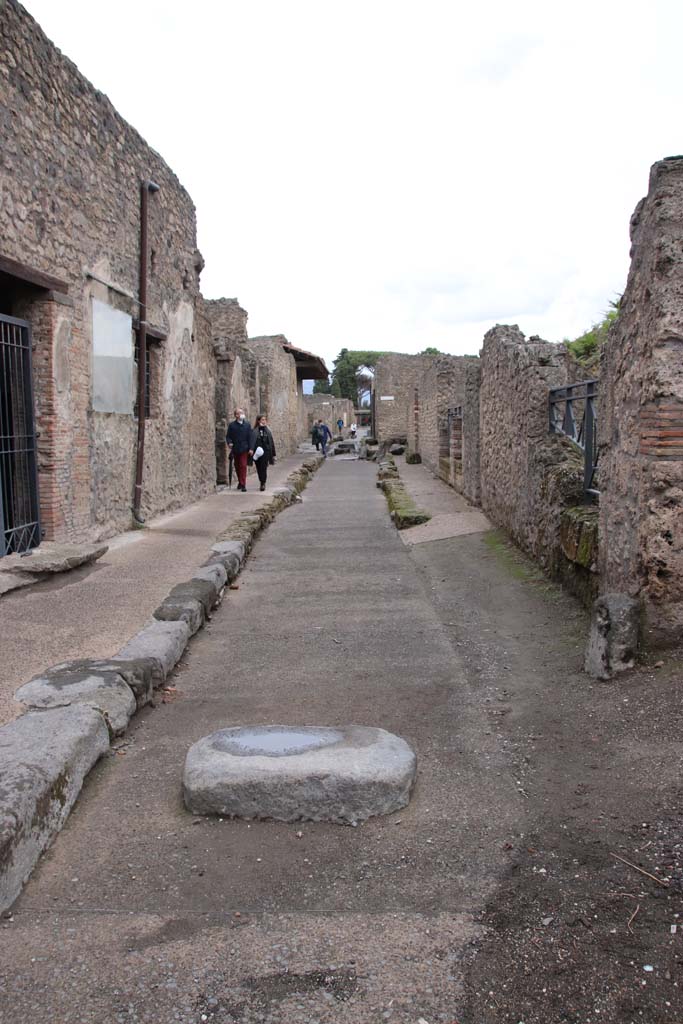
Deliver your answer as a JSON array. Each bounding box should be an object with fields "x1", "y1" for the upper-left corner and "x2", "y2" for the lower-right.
[{"x1": 92, "y1": 298, "x2": 133, "y2": 414}]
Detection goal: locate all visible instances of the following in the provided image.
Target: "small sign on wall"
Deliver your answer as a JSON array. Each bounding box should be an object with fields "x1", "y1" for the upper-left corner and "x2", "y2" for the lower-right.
[
  {"x1": 92, "y1": 299, "x2": 134, "y2": 414},
  {"x1": 380, "y1": 395, "x2": 395, "y2": 401}
]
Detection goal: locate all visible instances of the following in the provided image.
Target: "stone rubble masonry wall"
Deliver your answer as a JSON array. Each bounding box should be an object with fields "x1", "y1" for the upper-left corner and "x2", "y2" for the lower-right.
[
  {"x1": 478, "y1": 325, "x2": 585, "y2": 575},
  {"x1": 373, "y1": 354, "x2": 433, "y2": 443},
  {"x1": 598, "y1": 157, "x2": 683, "y2": 645},
  {"x1": 248, "y1": 336, "x2": 300, "y2": 457},
  {"x1": 412, "y1": 355, "x2": 479, "y2": 481},
  {"x1": 204, "y1": 298, "x2": 259, "y2": 484},
  {"x1": 303, "y1": 395, "x2": 355, "y2": 433},
  {"x1": 460, "y1": 360, "x2": 482, "y2": 505},
  {"x1": 1, "y1": 0, "x2": 215, "y2": 540}
]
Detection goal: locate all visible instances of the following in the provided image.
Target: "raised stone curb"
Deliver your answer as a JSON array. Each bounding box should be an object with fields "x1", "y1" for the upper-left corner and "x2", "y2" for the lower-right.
[
  {"x1": 377, "y1": 460, "x2": 431, "y2": 531},
  {"x1": 154, "y1": 595, "x2": 204, "y2": 634},
  {"x1": 116, "y1": 619, "x2": 191, "y2": 687},
  {"x1": 0, "y1": 705, "x2": 110, "y2": 913},
  {"x1": 15, "y1": 668, "x2": 136, "y2": 738},
  {"x1": 0, "y1": 454, "x2": 324, "y2": 911}
]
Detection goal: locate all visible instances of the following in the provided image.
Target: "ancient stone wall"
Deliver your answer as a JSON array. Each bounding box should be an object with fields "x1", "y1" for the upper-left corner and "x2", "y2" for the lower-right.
[
  {"x1": 373, "y1": 354, "x2": 432, "y2": 443},
  {"x1": 204, "y1": 298, "x2": 251, "y2": 484},
  {"x1": 1, "y1": 0, "x2": 215, "y2": 539},
  {"x1": 478, "y1": 326, "x2": 586, "y2": 576},
  {"x1": 303, "y1": 396, "x2": 355, "y2": 434},
  {"x1": 248, "y1": 336, "x2": 300, "y2": 456},
  {"x1": 460, "y1": 361, "x2": 482, "y2": 504},
  {"x1": 598, "y1": 157, "x2": 683, "y2": 645},
  {"x1": 413, "y1": 356, "x2": 479, "y2": 481}
]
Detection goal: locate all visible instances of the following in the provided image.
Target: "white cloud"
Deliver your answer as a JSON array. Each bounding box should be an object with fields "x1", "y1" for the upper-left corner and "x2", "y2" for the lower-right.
[{"x1": 22, "y1": 0, "x2": 683, "y2": 369}]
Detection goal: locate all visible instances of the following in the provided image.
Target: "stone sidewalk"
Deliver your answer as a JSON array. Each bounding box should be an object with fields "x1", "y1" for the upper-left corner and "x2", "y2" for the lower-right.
[
  {"x1": 0, "y1": 450, "x2": 315, "y2": 727},
  {"x1": 396, "y1": 456, "x2": 491, "y2": 544}
]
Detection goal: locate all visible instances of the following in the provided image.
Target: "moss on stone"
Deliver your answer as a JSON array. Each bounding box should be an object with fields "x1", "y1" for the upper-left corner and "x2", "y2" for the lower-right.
[
  {"x1": 560, "y1": 505, "x2": 599, "y2": 569},
  {"x1": 380, "y1": 478, "x2": 431, "y2": 530}
]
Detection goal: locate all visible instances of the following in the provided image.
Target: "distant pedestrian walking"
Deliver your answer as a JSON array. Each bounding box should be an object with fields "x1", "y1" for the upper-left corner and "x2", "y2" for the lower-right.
[
  {"x1": 318, "y1": 420, "x2": 332, "y2": 457},
  {"x1": 311, "y1": 420, "x2": 321, "y2": 450},
  {"x1": 336, "y1": 417, "x2": 344, "y2": 435},
  {"x1": 227, "y1": 407, "x2": 252, "y2": 491},
  {"x1": 251, "y1": 414, "x2": 276, "y2": 492}
]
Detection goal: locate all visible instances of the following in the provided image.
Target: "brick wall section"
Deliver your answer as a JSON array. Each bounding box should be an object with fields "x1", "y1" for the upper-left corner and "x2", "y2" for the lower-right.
[
  {"x1": 373, "y1": 354, "x2": 432, "y2": 443},
  {"x1": 599, "y1": 157, "x2": 683, "y2": 644},
  {"x1": 1, "y1": 0, "x2": 215, "y2": 540},
  {"x1": 478, "y1": 325, "x2": 585, "y2": 573},
  {"x1": 303, "y1": 396, "x2": 355, "y2": 434}
]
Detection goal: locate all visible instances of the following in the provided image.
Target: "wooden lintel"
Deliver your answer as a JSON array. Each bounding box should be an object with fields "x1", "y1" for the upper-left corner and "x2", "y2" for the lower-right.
[{"x1": 0, "y1": 253, "x2": 69, "y2": 294}]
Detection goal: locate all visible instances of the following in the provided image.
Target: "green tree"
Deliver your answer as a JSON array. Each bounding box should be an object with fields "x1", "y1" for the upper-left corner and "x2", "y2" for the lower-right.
[
  {"x1": 326, "y1": 349, "x2": 389, "y2": 405},
  {"x1": 419, "y1": 346, "x2": 441, "y2": 355}
]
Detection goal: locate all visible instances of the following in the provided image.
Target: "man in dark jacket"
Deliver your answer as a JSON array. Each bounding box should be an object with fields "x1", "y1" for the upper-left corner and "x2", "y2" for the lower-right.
[
  {"x1": 318, "y1": 420, "x2": 332, "y2": 457},
  {"x1": 250, "y1": 414, "x2": 276, "y2": 492},
  {"x1": 226, "y1": 408, "x2": 252, "y2": 491}
]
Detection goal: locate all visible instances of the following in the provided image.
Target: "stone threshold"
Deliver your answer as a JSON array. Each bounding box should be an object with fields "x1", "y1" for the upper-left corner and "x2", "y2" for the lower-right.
[{"x1": 0, "y1": 542, "x2": 109, "y2": 597}]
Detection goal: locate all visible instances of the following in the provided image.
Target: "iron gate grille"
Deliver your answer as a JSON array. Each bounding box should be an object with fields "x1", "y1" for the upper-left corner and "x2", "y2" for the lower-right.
[{"x1": 0, "y1": 314, "x2": 41, "y2": 555}]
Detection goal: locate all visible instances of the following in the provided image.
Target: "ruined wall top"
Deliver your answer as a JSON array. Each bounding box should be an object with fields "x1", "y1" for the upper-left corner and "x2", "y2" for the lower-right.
[{"x1": 204, "y1": 298, "x2": 249, "y2": 358}]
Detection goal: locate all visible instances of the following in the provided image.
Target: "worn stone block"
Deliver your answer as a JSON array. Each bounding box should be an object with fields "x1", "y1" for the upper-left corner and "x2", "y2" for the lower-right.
[
  {"x1": 193, "y1": 563, "x2": 228, "y2": 592},
  {"x1": 183, "y1": 725, "x2": 417, "y2": 824},
  {"x1": 585, "y1": 593, "x2": 640, "y2": 679},
  {"x1": 43, "y1": 659, "x2": 154, "y2": 710},
  {"x1": 15, "y1": 668, "x2": 136, "y2": 737},
  {"x1": 116, "y1": 620, "x2": 191, "y2": 687},
  {"x1": 167, "y1": 579, "x2": 218, "y2": 616},
  {"x1": 211, "y1": 540, "x2": 246, "y2": 563},
  {"x1": 0, "y1": 705, "x2": 110, "y2": 912},
  {"x1": 154, "y1": 596, "x2": 204, "y2": 635},
  {"x1": 5, "y1": 542, "x2": 108, "y2": 575},
  {"x1": 0, "y1": 572, "x2": 39, "y2": 596}
]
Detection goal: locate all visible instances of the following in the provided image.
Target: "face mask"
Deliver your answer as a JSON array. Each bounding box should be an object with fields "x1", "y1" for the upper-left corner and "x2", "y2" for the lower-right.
[{"x1": 238, "y1": 415, "x2": 245, "y2": 422}]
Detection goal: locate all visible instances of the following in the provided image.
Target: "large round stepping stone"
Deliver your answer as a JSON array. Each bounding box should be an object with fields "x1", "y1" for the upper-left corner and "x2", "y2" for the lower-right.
[{"x1": 183, "y1": 725, "x2": 417, "y2": 824}]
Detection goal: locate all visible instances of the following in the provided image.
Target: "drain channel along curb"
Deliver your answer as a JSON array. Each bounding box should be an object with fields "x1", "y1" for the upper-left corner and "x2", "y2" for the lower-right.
[{"x1": 0, "y1": 455, "x2": 323, "y2": 913}]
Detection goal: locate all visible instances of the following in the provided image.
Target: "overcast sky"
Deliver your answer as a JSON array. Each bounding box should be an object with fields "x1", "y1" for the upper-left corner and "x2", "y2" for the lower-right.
[{"x1": 24, "y1": 0, "x2": 683, "y2": 370}]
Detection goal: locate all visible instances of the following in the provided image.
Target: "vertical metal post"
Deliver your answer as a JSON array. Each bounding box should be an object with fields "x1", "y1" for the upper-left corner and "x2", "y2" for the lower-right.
[
  {"x1": 561, "y1": 385, "x2": 575, "y2": 438},
  {"x1": 584, "y1": 391, "x2": 595, "y2": 493},
  {"x1": 23, "y1": 320, "x2": 41, "y2": 548},
  {"x1": 133, "y1": 179, "x2": 159, "y2": 522}
]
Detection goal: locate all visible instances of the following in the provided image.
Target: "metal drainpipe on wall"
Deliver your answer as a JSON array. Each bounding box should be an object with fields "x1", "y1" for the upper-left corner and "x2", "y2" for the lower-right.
[{"x1": 132, "y1": 179, "x2": 160, "y2": 524}]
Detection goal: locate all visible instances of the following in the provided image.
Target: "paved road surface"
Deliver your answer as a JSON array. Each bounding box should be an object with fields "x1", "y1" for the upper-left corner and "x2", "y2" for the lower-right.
[{"x1": 3, "y1": 457, "x2": 676, "y2": 1023}]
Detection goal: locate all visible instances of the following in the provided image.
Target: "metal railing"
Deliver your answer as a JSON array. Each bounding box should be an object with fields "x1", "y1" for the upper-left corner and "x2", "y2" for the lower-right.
[
  {"x1": 549, "y1": 379, "x2": 598, "y2": 496},
  {"x1": 0, "y1": 314, "x2": 41, "y2": 555}
]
